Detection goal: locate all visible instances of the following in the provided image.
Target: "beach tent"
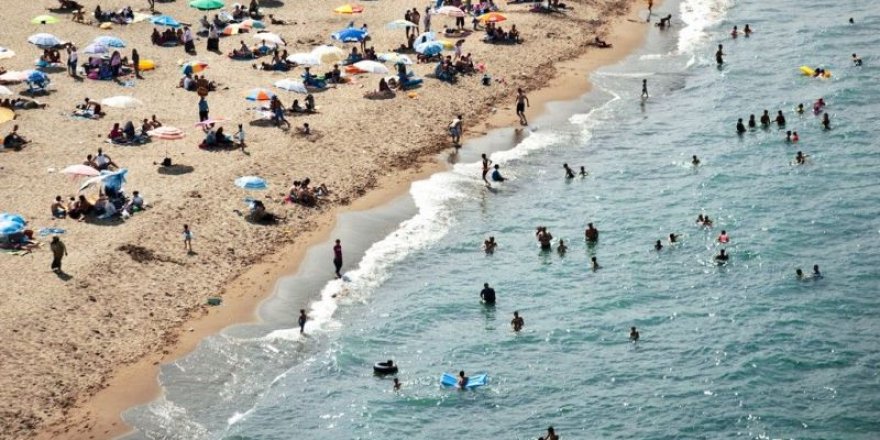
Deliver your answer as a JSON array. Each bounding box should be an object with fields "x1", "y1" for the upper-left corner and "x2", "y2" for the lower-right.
[
  {"x1": 151, "y1": 15, "x2": 181, "y2": 28},
  {"x1": 27, "y1": 33, "x2": 63, "y2": 48},
  {"x1": 31, "y1": 15, "x2": 60, "y2": 25},
  {"x1": 386, "y1": 19, "x2": 418, "y2": 30},
  {"x1": 331, "y1": 28, "x2": 368, "y2": 43},
  {"x1": 190, "y1": 0, "x2": 225, "y2": 10},
  {"x1": 352, "y1": 60, "x2": 389, "y2": 74},
  {"x1": 101, "y1": 96, "x2": 144, "y2": 109},
  {"x1": 234, "y1": 176, "x2": 267, "y2": 190}
]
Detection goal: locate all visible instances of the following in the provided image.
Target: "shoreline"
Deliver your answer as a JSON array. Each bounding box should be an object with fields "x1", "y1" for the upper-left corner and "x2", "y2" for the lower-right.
[{"x1": 34, "y1": 6, "x2": 658, "y2": 440}]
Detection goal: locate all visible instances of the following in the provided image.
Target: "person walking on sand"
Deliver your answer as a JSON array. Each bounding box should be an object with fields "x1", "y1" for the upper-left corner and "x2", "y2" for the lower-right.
[
  {"x1": 641, "y1": 79, "x2": 649, "y2": 99},
  {"x1": 449, "y1": 114, "x2": 462, "y2": 146},
  {"x1": 132, "y1": 48, "x2": 142, "y2": 79},
  {"x1": 298, "y1": 309, "x2": 308, "y2": 334},
  {"x1": 646, "y1": 0, "x2": 653, "y2": 21},
  {"x1": 198, "y1": 96, "x2": 209, "y2": 122},
  {"x1": 481, "y1": 153, "x2": 492, "y2": 187},
  {"x1": 333, "y1": 239, "x2": 343, "y2": 278},
  {"x1": 515, "y1": 88, "x2": 530, "y2": 125},
  {"x1": 147, "y1": 0, "x2": 155, "y2": 12},
  {"x1": 183, "y1": 224, "x2": 193, "y2": 253},
  {"x1": 50, "y1": 236, "x2": 67, "y2": 273}
]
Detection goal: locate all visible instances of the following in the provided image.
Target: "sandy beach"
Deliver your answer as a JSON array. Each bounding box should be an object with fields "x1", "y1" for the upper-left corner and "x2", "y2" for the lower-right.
[{"x1": 0, "y1": 0, "x2": 653, "y2": 438}]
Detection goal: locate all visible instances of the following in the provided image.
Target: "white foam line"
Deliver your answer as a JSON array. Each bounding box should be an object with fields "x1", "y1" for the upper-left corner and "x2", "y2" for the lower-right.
[{"x1": 677, "y1": 0, "x2": 734, "y2": 54}]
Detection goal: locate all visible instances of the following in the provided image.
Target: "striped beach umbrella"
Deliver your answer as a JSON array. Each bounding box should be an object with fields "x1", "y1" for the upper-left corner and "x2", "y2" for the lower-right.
[
  {"x1": 181, "y1": 61, "x2": 208, "y2": 75},
  {"x1": 245, "y1": 88, "x2": 276, "y2": 101},
  {"x1": 478, "y1": 12, "x2": 507, "y2": 23}
]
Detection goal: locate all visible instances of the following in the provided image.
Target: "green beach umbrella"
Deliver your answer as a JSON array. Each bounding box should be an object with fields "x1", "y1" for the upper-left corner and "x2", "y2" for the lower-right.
[
  {"x1": 31, "y1": 15, "x2": 60, "y2": 25},
  {"x1": 189, "y1": 0, "x2": 224, "y2": 10}
]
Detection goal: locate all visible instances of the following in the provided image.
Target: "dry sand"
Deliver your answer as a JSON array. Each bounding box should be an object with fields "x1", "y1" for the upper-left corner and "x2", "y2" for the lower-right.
[{"x1": 0, "y1": 0, "x2": 653, "y2": 438}]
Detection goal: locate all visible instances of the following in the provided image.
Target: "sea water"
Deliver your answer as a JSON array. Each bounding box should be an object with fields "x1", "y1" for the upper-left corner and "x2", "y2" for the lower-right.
[{"x1": 123, "y1": 0, "x2": 880, "y2": 438}]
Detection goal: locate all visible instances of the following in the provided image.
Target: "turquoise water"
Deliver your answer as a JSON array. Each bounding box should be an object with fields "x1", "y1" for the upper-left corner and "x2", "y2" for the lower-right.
[{"x1": 124, "y1": 0, "x2": 880, "y2": 438}]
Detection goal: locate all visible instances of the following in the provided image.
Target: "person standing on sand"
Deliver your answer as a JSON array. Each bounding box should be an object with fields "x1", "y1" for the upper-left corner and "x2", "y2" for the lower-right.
[
  {"x1": 299, "y1": 309, "x2": 308, "y2": 333},
  {"x1": 449, "y1": 114, "x2": 462, "y2": 146},
  {"x1": 147, "y1": 0, "x2": 155, "y2": 12},
  {"x1": 183, "y1": 224, "x2": 193, "y2": 252},
  {"x1": 515, "y1": 88, "x2": 530, "y2": 125},
  {"x1": 132, "y1": 48, "x2": 141, "y2": 79},
  {"x1": 481, "y1": 153, "x2": 492, "y2": 187},
  {"x1": 67, "y1": 45, "x2": 78, "y2": 77},
  {"x1": 198, "y1": 96, "x2": 209, "y2": 122},
  {"x1": 50, "y1": 236, "x2": 67, "y2": 273},
  {"x1": 641, "y1": 79, "x2": 649, "y2": 99},
  {"x1": 333, "y1": 239, "x2": 343, "y2": 278}
]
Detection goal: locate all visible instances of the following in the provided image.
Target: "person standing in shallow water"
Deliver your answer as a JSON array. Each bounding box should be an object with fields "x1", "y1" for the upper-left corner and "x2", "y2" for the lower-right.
[
  {"x1": 630, "y1": 326, "x2": 640, "y2": 341},
  {"x1": 511, "y1": 311, "x2": 524, "y2": 331},
  {"x1": 333, "y1": 239, "x2": 343, "y2": 278},
  {"x1": 298, "y1": 309, "x2": 308, "y2": 334},
  {"x1": 641, "y1": 79, "x2": 649, "y2": 99}
]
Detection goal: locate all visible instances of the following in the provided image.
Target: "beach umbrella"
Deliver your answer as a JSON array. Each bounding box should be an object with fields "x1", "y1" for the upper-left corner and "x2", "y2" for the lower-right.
[
  {"x1": 27, "y1": 33, "x2": 62, "y2": 48},
  {"x1": 378, "y1": 52, "x2": 413, "y2": 65},
  {"x1": 311, "y1": 45, "x2": 345, "y2": 63},
  {"x1": 0, "y1": 71, "x2": 28, "y2": 82},
  {"x1": 194, "y1": 117, "x2": 229, "y2": 127},
  {"x1": 415, "y1": 31, "x2": 437, "y2": 44},
  {"x1": 353, "y1": 60, "x2": 389, "y2": 74},
  {"x1": 61, "y1": 164, "x2": 100, "y2": 178},
  {"x1": 94, "y1": 36, "x2": 126, "y2": 48},
  {"x1": 0, "y1": 220, "x2": 25, "y2": 236},
  {"x1": 79, "y1": 169, "x2": 128, "y2": 193},
  {"x1": 101, "y1": 96, "x2": 144, "y2": 109},
  {"x1": 150, "y1": 15, "x2": 181, "y2": 28},
  {"x1": 234, "y1": 176, "x2": 268, "y2": 190},
  {"x1": 0, "y1": 86, "x2": 12, "y2": 96},
  {"x1": 190, "y1": 0, "x2": 225, "y2": 10},
  {"x1": 0, "y1": 108, "x2": 14, "y2": 125},
  {"x1": 415, "y1": 41, "x2": 444, "y2": 56},
  {"x1": 334, "y1": 4, "x2": 364, "y2": 14},
  {"x1": 331, "y1": 28, "x2": 368, "y2": 43},
  {"x1": 148, "y1": 126, "x2": 186, "y2": 140},
  {"x1": 222, "y1": 24, "x2": 244, "y2": 36},
  {"x1": 181, "y1": 61, "x2": 208, "y2": 75},
  {"x1": 274, "y1": 78, "x2": 308, "y2": 93},
  {"x1": 478, "y1": 12, "x2": 507, "y2": 23},
  {"x1": 83, "y1": 43, "x2": 109, "y2": 55},
  {"x1": 239, "y1": 19, "x2": 266, "y2": 29},
  {"x1": 0, "y1": 47, "x2": 15, "y2": 60},
  {"x1": 245, "y1": 88, "x2": 276, "y2": 101},
  {"x1": 253, "y1": 32, "x2": 285, "y2": 46},
  {"x1": 31, "y1": 15, "x2": 60, "y2": 25},
  {"x1": 386, "y1": 19, "x2": 418, "y2": 30},
  {"x1": 27, "y1": 70, "x2": 49, "y2": 83},
  {"x1": 286, "y1": 53, "x2": 321, "y2": 66},
  {"x1": 434, "y1": 6, "x2": 466, "y2": 17}
]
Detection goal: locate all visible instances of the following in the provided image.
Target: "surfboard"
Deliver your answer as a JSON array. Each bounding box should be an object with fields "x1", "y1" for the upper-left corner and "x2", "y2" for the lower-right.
[{"x1": 441, "y1": 373, "x2": 488, "y2": 389}]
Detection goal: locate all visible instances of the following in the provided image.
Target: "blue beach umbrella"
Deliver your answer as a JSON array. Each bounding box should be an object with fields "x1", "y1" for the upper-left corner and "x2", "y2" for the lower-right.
[
  {"x1": 101, "y1": 169, "x2": 128, "y2": 192},
  {"x1": 27, "y1": 33, "x2": 63, "y2": 48},
  {"x1": 415, "y1": 41, "x2": 443, "y2": 56},
  {"x1": 234, "y1": 176, "x2": 268, "y2": 190},
  {"x1": 94, "y1": 36, "x2": 126, "y2": 48},
  {"x1": 27, "y1": 70, "x2": 49, "y2": 83},
  {"x1": 331, "y1": 28, "x2": 368, "y2": 43},
  {"x1": 83, "y1": 43, "x2": 109, "y2": 55},
  {"x1": 0, "y1": 221, "x2": 25, "y2": 236},
  {"x1": 151, "y1": 15, "x2": 181, "y2": 28}
]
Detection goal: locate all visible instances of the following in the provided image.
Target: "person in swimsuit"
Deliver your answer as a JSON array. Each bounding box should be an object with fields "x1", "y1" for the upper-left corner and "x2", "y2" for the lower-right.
[
  {"x1": 457, "y1": 371, "x2": 469, "y2": 389},
  {"x1": 796, "y1": 268, "x2": 805, "y2": 279},
  {"x1": 537, "y1": 227, "x2": 553, "y2": 250},
  {"x1": 630, "y1": 326, "x2": 640, "y2": 341},
  {"x1": 776, "y1": 110, "x2": 786, "y2": 127},
  {"x1": 515, "y1": 88, "x2": 530, "y2": 125},
  {"x1": 718, "y1": 230, "x2": 729, "y2": 243},
  {"x1": 557, "y1": 239, "x2": 567, "y2": 255},
  {"x1": 760, "y1": 110, "x2": 771, "y2": 127},
  {"x1": 654, "y1": 240, "x2": 663, "y2": 251},
  {"x1": 794, "y1": 151, "x2": 808, "y2": 165},
  {"x1": 669, "y1": 233, "x2": 678, "y2": 243},
  {"x1": 591, "y1": 256, "x2": 600, "y2": 271},
  {"x1": 748, "y1": 114, "x2": 756, "y2": 128},
  {"x1": 715, "y1": 249, "x2": 729, "y2": 264},
  {"x1": 480, "y1": 283, "x2": 496, "y2": 304},
  {"x1": 511, "y1": 311, "x2": 524, "y2": 332},
  {"x1": 715, "y1": 44, "x2": 724, "y2": 65},
  {"x1": 481, "y1": 154, "x2": 492, "y2": 187},
  {"x1": 585, "y1": 223, "x2": 599, "y2": 242},
  {"x1": 563, "y1": 163, "x2": 575, "y2": 179},
  {"x1": 333, "y1": 239, "x2": 343, "y2": 278},
  {"x1": 736, "y1": 118, "x2": 746, "y2": 134},
  {"x1": 792, "y1": 131, "x2": 799, "y2": 142},
  {"x1": 822, "y1": 113, "x2": 831, "y2": 130},
  {"x1": 812, "y1": 264, "x2": 822, "y2": 278},
  {"x1": 731, "y1": 25, "x2": 738, "y2": 38},
  {"x1": 393, "y1": 378, "x2": 401, "y2": 391},
  {"x1": 579, "y1": 166, "x2": 588, "y2": 177},
  {"x1": 483, "y1": 236, "x2": 497, "y2": 253},
  {"x1": 298, "y1": 309, "x2": 307, "y2": 334},
  {"x1": 692, "y1": 155, "x2": 701, "y2": 166},
  {"x1": 852, "y1": 53, "x2": 862, "y2": 66},
  {"x1": 545, "y1": 426, "x2": 559, "y2": 440}
]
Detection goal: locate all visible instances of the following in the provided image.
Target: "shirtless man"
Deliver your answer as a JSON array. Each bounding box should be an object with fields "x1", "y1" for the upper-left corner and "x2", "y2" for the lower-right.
[
  {"x1": 511, "y1": 311, "x2": 524, "y2": 332},
  {"x1": 585, "y1": 223, "x2": 599, "y2": 242},
  {"x1": 483, "y1": 236, "x2": 497, "y2": 254},
  {"x1": 481, "y1": 153, "x2": 492, "y2": 187},
  {"x1": 515, "y1": 88, "x2": 530, "y2": 125}
]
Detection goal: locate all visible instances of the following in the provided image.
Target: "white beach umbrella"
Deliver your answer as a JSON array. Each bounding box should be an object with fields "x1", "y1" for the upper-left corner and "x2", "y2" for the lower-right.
[
  {"x1": 253, "y1": 32, "x2": 285, "y2": 46},
  {"x1": 28, "y1": 33, "x2": 63, "y2": 48},
  {"x1": 274, "y1": 79, "x2": 308, "y2": 93},
  {"x1": 353, "y1": 60, "x2": 389, "y2": 74},
  {"x1": 286, "y1": 52, "x2": 321, "y2": 66},
  {"x1": 101, "y1": 96, "x2": 144, "y2": 109},
  {"x1": 378, "y1": 52, "x2": 413, "y2": 65},
  {"x1": 310, "y1": 45, "x2": 345, "y2": 63},
  {"x1": 434, "y1": 6, "x2": 466, "y2": 17},
  {"x1": 0, "y1": 71, "x2": 30, "y2": 83},
  {"x1": 386, "y1": 19, "x2": 418, "y2": 30},
  {"x1": 83, "y1": 43, "x2": 109, "y2": 55}
]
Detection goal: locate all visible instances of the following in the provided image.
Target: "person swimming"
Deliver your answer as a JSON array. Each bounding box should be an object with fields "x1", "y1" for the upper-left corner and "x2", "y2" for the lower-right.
[
  {"x1": 718, "y1": 230, "x2": 729, "y2": 243},
  {"x1": 852, "y1": 53, "x2": 862, "y2": 66},
  {"x1": 579, "y1": 166, "x2": 588, "y2": 177},
  {"x1": 813, "y1": 98, "x2": 826, "y2": 114},
  {"x1": 744, "y1": 24, "x2": 752, "y2": 36},
  {"x1": 557, "y1": 239, "x2": 567, "y2": 255},
  {"x1": 630, "y1": 326, "x2": 640, "y2": 341},
  {"x1": 483, "y1": 236, "x2": 497, "y2": 254},
  {"x1": 748, "y1": 114, "x2": 756, "y2": 128},
  {"x1": 654, "y1": 240, "x2": 663, "y2": 251},
  {"x1": 563, "y1": 163, "x2": 575, "y2": 179},
  {"x1": 715, "y1": 249, "x2": 729, "y2": 263},
  {"x1": 796, "y1": 268, "x2": 805, "y2": 279},
  {"x1": 585, "y1": 223, "x2": 599, "y2": 242},
  {"x1": 794, "y1": 151, "x2": 807, "y2": 165},
  {"x1": 669, "y1": 233, "x2": 678, "y2": 243},
  {"x1": 813, "y1": 264, "x2": 822, "y2": 278},
  {"x1": 591, "y1": 256, "x2": 600, "y2": 271},
  {"x1": 511, "y1": 311, "x2": 524, "y2": 332},
  {"x1": 796, "y1": 103, "x2": 805, "y2": 114},
  {"x1": 692, "y1": 155, "x2": 701, "y2": 166},
  {"x1": 457, "y1": 370, "x2": 469, "y2": 389},
  {"x1": 480, "y1": 282, "x2": 496, "y2": 304},
  {"x1": 393, "y1": 378, "x2": 401, "y2": 391},
  {"x1": 736, "y1": 118, "x2": 746, "y2": 134}
]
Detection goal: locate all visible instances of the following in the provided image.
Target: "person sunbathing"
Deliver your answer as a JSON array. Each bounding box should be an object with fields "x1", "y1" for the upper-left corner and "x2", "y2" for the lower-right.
[
  {"x1": 12, "y1": 98, "x2": 47, "y2": 110},
  {"x1": 229, "y1": 40, "x2": 254, "y2": 58},
  {"x1": 268, "y1": 14, "x2": 289, "y2": 25},
  {"x1": 107, "y1": 124, "x2": 124, "y2": 142},
  {"x1": 148, "y1": 114, "x2": 162, "y2": 129},
  {"x1": 51, "y1": 196, "x2": 68, "y2": 218},
  {"x1": 3, "y1": 125, "x2": 30, "y2": 150},
  {"x1": 290, "y1": 99, "x2": 304, "y2": 113}
]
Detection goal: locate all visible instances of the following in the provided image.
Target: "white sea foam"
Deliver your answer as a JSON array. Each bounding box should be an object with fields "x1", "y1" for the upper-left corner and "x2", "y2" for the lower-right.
[
  {"x1": 140, "y1": 396, "x2": 210, "y2": 440},
  {"x1": 678, "y1": 0, "x2": 733, "y2": 54}
]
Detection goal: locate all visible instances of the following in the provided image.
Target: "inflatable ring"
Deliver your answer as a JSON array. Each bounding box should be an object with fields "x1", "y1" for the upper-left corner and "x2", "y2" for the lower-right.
[{"x1": 373, "y1": 360, "x2": 398, "y2": 375}]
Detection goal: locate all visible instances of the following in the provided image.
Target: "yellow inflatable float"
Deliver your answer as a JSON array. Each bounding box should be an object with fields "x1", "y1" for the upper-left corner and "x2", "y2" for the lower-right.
[
  {"x1": 138, "y1": 59, "x2": 156, "y2": 71},
  {"x1": 799, "y1": 66, "x2": 831, "y2": 78}
]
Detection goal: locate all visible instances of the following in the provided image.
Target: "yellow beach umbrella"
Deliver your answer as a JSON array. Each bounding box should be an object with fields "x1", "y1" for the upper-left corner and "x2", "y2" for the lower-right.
[
  {"x1": 0, "y1": 108, "x2": 16, "y2": 125},
  {"x1": 31, "y1": 15, "x2": 60, "y2": 25},
  {"x1": 478, "y1": 12, "x2": 507, "y2": 23},
  {"x1": 334, "y1": 4, "x2": 364, "y2": 14}
]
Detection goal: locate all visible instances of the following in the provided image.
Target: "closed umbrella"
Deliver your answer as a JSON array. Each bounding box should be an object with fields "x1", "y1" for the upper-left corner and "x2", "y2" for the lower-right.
[
  {"x1": 28, "y1": 33, "x2": 62, "y2": 48},
  {"x1": 61, "y1": 164, "x2": 100, "y2": 177},
  {"x1": 274, "y1": 78, "x2": 308, "y2": 93},
  {"x1": 0, "y1": 47, "x2": 15, "y2": 60},
  {"x1": 31, "y1": 15, "x2": 60, "y2": 25},
  {"x1": 190, "y1": 0, "x2": 225, "y2": 10},
  {"x1": 353, "y1": 60, "x2": 389, "y2": 74},
  {"x1": 334, "y1": 4, "x2": 364, "y2": 14},
  {"x1": 331, "y1": 28, "x2": 368, "y2": 43},
  {"x1": 148, "y1": 126, "x2": 186, "y2": 140},
  {"x1": 386, "y1": 19, "x2": 418, "y2": 30},
  {"x1": 253, "y1": 32, "x2": 285, "y2": 46},
  {"x1": 83, "y1": 43, "x2": 109, "y2": 55},
  {"x1": 245, "y1": 88, "x2": 276, "y2": 101},
  {"x1": 286, "y1": 53, "x2": 321, "y2": 66},
  {"x1": 311, "y1": 45, "x2": 345, "y2": 63},
  {"x1": 101, "y1": 96, "x2": 144, "y2": 109},
  {"x1": 378, "y1": 52, "x2": 413, "y2": 65},
  {"x1": 434, "y1": 6, "x2": 466, "y2": 17},
  {"x1": 234, "y1": 176, "x2": 267, "y2": 190},
  {"x1": 151, "y1": 15, "x2": 181, "y2": 28},
  {"x1": 94, "y1": 36, "x2": 126, "y2": 48},
  {"x1": 415, "y1": 41, "x2": 444, "y2": 56}
]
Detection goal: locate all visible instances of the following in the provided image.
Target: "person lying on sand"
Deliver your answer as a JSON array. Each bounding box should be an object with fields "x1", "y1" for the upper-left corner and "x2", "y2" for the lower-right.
[
  {"x1": 3, "y1": 125, "x2": 30, "y2": 150},
  {"x1": 268, "y1": 14, "x2": 290, "y2": 25}
]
